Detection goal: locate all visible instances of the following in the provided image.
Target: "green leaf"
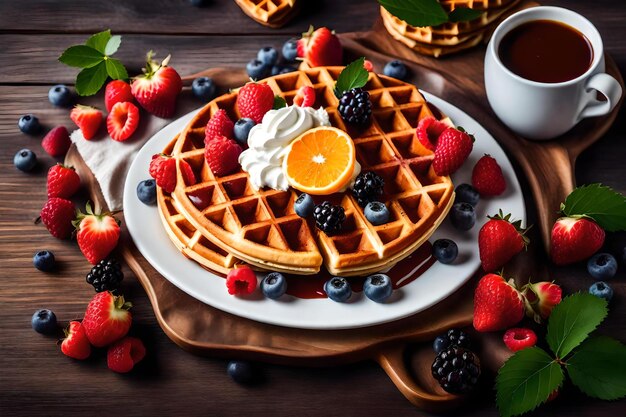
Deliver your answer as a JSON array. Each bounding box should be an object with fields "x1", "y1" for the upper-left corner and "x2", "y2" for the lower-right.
[
  {"x1": 546, "y1": 292, "x2": 608, "y2": 359},
  {"x1": 85, "y1": 29, "x2": 112, "y2": 54},
  {"x1": 567, "y1": 336, "x2": 626, "y2": 400},
  {"x1": 105, "y1": 58, "x2": 128, "y2": 80},
  {"x1": 273, "y1": 96, "x2": 287, "y2": 109},
  {"x1": 378, "y1": 0, "x2": 449, "y2": 27},
  {"x1": 561, "y1": 183, "x2": 626, "y2": 232},
  {"x1": 104, "y1": 35, "x2": 122, "y2": 56},
  {"x1": 334, "y1": 57, "x2": 369, "y2": 98},
  {"x1": 75, "y1": 62, "x2": 109, "y2": 96},
  {"x1": 58, "y1": 45, "x2": 104, "y2": 69},
  {"x1": 496, "y1": 347, "x2": 564, "y2": 417},
  {"x1": 448, "y1": 7, "x2": 484, "y2": 23}
]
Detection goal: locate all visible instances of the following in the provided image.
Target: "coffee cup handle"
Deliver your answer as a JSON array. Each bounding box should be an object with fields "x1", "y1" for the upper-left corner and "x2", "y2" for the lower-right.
[{"x1": 578, "y1": 73, "x2": 623, "y2": 120}]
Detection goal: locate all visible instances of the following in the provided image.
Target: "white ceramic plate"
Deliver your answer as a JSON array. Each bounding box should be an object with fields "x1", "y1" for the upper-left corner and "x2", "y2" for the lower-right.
[{"x1": 123, "y1": 93, "x2": 526, "y2": 330}]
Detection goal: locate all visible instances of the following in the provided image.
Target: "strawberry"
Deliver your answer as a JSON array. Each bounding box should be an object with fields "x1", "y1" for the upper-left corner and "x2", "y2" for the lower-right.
[
  {"x1": 74, "y1": 203, "x2": 121, "y2": 265},
  {"x1": 131, "y1": 52, "x2": 182, "y2": 118},
  {"x1": 363, "y1": 59, "x2": 374, "y2": 72},
  {"x1": 70, "y1": 105, "x2": 103, "y2": 140},
  {"x1": 41, "y1": 126, "x2": 72, "y2": 157},
  {"x1": 104, "y1": 80, "x2": 134, "y2": 112},
  {"x1": 61, "y1": 321, "x2": 91, "y2": 360},
  {"x1": 205, "y1": 136, "x2": 243, "y2": 177},
  {"x1": 297, "y1": 26, "x2": 343, "y2": 67},
  {"x1": 148, "y1": 154, "x2": 196, "y2": 193},
  {"x1": 416, "y1": 116, "x2": 448, "y2": 151},
  {"x1": 522, "y1": 281, "x2": 562, "y2": 322},
  {"x1": 473, "y1": 273, "x2": 525, "y2": 332},
  {"x1": 82, "y1": 291, "x2": 132, "y2": 347},
  {"x1": 472, "y1": 154, "x2": 506, "y2": 196},
  {"x1": 293, "y1": 86, "x2": 315, "y2": 107},
  {"x1": 47, "y1": 164, "x2": 80, "y2": 199},
  {"x1": 236, "y1": 82, "x2": 274, "y2": 124},
  {"x1": 550, "y1": 216, "x2": 605, "y2": 265},
  {"x1": 107, "y1": 336, "x2": 146, "y2": 373},
  {"x1": 432, "y1": 127, "x2": 474, "y2": 176},
  {"x1": 204, "y1": 109, "x2": 234, "y2": 143},
  {"x1": 478, "y1": 211, "x2": 529, "y2": 272},
  {"x1": 107, "y1": 101, "x2": 140, "y2": 141},
  {"x1": 40, "y1": 197, "x2": 75, "y2": 239}
]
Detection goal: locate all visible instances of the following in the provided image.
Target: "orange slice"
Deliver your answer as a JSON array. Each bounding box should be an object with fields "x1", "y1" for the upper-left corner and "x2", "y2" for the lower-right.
[{"x1": 283, "y1": 126, "x2": 356, "y2": 195}]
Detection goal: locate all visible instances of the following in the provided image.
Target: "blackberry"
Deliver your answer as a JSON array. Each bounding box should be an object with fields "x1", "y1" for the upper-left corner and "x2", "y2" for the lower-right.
[
  {"x1": 431, "y1": 346, "x2": 480, "y2": 394},
  {"x1": 338, "y1": 88, "x2": 372, "y2": 125},
  {"x1": 86, "y1": 259, "x2": 124, "y2": 293},
  {"x1": 313, "y1": 202, "x2": 346, "y2": 236},
  {"x1": 352, "y1": 171, "x2": 384, "y2": 207},
  {"x1": 433, "y1": 328, "x2": 471, "y2": 354}
]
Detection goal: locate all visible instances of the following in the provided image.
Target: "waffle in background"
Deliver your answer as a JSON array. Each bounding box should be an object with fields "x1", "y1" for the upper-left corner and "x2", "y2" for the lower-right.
[{"x1": 234, "y1": 0, "x2": 300, "y2": 28}]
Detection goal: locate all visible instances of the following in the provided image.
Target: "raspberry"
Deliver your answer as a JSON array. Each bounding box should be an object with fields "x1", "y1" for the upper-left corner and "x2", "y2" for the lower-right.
[
  {"x1": 293, "y1": 86, "x2": 315, "y2": 107},
  {"x1": 416, "y1": 117, "x2": 448, "y2": 151},
  {"x1": 503, "y1": 328, "x2": 538, "y2": 352},
  {"x1": 363, "y1": 59, "x2": 374, "y2": 72},
  {"x1": 226, "y1": 266, "x2": 257, "y2": 295},
  {"x1": 431, "y1": 346, "x2": 481, "y2": 394},
  {"x1": 41, "y1": 126, "x2": 72, "y2": 157},
  {"x1": 432, "y1": 127, "x2": 474, "y2": 176},
  {"x1": 205, "y1": 136, "x2": 243, "y2": 177},
  {"x1": 472, "y1": 154, "x2": 506, "y2": 196},
  {"x1": 313, "y1": 201, "x2": 346, "y2": 236},
  {"x1": 351, "y1": 171, "x2": 384, "y2": 207},
  {"x1": 47, "y1": 164, "x2": 80, "y2": 199},
  {"x1": 205, "y1": 109, "x2": 234, "y2": 143},
  {"x1": 40, "y1": 197, "x2": 75, "y2": 239},
  {"x1": 338, "y1": 88, "x2": 372, "y2": 125},
  {"x1": 107, "y1": 337, "x2": 146, "y2": 373},
  {"x1": 236, "y1": 82, "x2": 274, "y2": 124},
  {"x1": 149, "y1": 154, "x2": 196, "y2": 193}
]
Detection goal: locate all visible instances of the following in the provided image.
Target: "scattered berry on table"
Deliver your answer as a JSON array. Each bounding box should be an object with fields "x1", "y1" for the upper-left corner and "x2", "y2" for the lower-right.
[
  {"x1": 136, "y1": 179, "x2": 157, "y2": 205},
  {"x1": 233, "y1": 118, "x2": 255, "y2": 146},
  {"x1": 473, "y1": 273, "x2": 524, "y2": 332},
  {"x1": 13, "y1": 149, "x2": 37, "y2": 172},
  {"x1": 478, "y1": 211, "x2": 528, "y2": 272},
  {"x1": 205, "y1": 109, "x2": 235, "y2": 143},
  {"x1": 40, "y1": 197, "x2": 75, "y2": 239},
  {"x1": 149, "y1": 154, "x2": 196, "y2": 193},
  {"x1": 449, "y1": 202, "x2": 476, "y2": 231},
  {"x1": 33, "y1": 250, "x2": 56, "y2": 272},
  {"x1": 364, "y1": 201, "x2": 390, "y2": 226},
  {"x1": 364, "y1": 273, "x2": 393, "y2": 303},
  {"x1": 503, "y1": 328, "x2": 537, "y2": 352},
  {"x1": 432, "y1": 239, "x2": 458, "y2": 264},
  {"x1": 104, "y1": 80, "x2": 134, "y2": 112},
  {"x1": 282, "y1": 38, "x2": 298, "y2": 62},
  {"x1": 352, "y1": 171, "x2": 384, "y2": 207},
  {"x1": 313, "y1": 201, "x2": 346, "y2": 236},
  {"x1": 107, "y1": 336, "x2": 146, "y2": 373},
  {"x1": 227, "y1": 360, "x2": 256, "y2": 384},
  {"x1": 47, "y1": 164, "x2": 80, "y2": 199},
  {"x1": 587, "y1": 253, "x2": 618, "y2": 280},
  {"x1": 431, "y1": 346, "x2": 480, "y2": 394},
  {"x1": 550, "y1": 216, "x2": 605, "y2": 265},
  {"x1": 522, "y1": 281, "x2": 562, "y2": 321},
  {"x1": 48, "y1": 84, "x2": 73, "y2": 107},
  {"x1": 18, "y1": 114, "x2": 42, "y2": 135},
  {"x1": 257, "y1": 46, "x2": 279, "y2": 66},
  {"x1": 432, "y1": 127, "x2": 474, "y2": 176},
  {"x1": 246, "y1": 59, "x2": 269, "y2": 80},
  {"x1": 433, "y1": 328, "x2": 471, "y2": 354},
  {"x1": 191, "y1": 76, "x2": 217, "y2": 102},
  {"x1": 294, "y1": 193, "x2": 314, "y2": 218},
  {"x1": 236, "y1": 82, "x2": 274, "y2": 124},
  {"x1": 324, "y1": 277, "x2": 352, "y2": 302},
  {"x1": 363, "y1": 59, "x2": 374, "y2": 72},
  {"x1": 297, "y1": 26, "x2": 343, "y2": 67},
  {"x1": 226, "y1": 266, "x2": 257, "y2": 295},
  {"x1": 70, "y1": 105, "x2": 103, "y2": 140},
  {"x1": 107, "y1": 101, "x2": 140, "y2": 142},
  {"x1": 416, "y1": 116, "x2": 448, "y2": 151},
  {"x1": 472, "y1": 154, "x2": 506, "y2": 196},
  {"x1": 86, "y1": 259, "x2": 124, "y2": 293},
  {"x1": 31, "y1": 309, "x2": 57, "y2": 335},
  {"x1": 205, "y1": 136, "x2": 243, "y2": 177},
  {"x1": 131, "y1": 52, "x2": 182, "y2": 118},
  {"x1": 589, "y1": 281, "x2": 613, "y2": 301},
  {"x1": 293, "y1": 86, "x2": 316, "y2": 107},
  {"x1": 455, "y1": 183, "x2": 480, "y2": 207},
  {"x1": 75, "y1": 203, "x2": 121, "y2": 265},
  {"x1": 41, "y1": 126, "x2": 72, "y2": 157},
  {"x1": 383, "y1": 60, "x2": 408, "y2": 80},
  {"x1": 338, "y1": 87, "x2": 372, "y2": 125},
  {"x1": 261, "y1": 272, "x2": 287, "y2": 299},
  {"x1": 61, "y1": 321, "x2": 91, "y2": 360},
  {"x1": 82, "y1": 291, "x2": 132, "y2": 347}
]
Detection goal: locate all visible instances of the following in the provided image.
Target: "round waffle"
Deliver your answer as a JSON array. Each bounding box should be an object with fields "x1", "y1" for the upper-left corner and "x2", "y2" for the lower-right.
[
  {"x1": 234, "y1": 0, "x2": 300, "y2": 28},
  {"x1": 166, "y1": 67, "x2": 455, "y2": 276}
]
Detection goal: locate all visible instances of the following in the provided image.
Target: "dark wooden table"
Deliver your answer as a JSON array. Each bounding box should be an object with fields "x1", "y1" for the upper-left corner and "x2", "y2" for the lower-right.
[{"x1": 1, "y1": 1, "x2": 624, "y2": 416}]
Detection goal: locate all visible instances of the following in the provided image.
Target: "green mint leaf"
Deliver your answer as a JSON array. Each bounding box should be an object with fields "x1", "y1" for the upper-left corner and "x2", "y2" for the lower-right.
[
  {"x1": 546, "y1": 292, "x2": 608, "y2": 359},
  {"x1": 76, "y1": 61, "x2": 108, "y2": 96},
  {"x1": 378, "y1": 0, "x2": 448, "y2": 27},
  {"x1": 85, "y1": 29, "x2": 112, "y2": 54},
  {"x1": 448, "y1": 7, "x2": 484, "y2": 23},
  {"x1": 496, "y1": 347, "x2": 564, "y2": 417},
  {"x1": 58, "y1": 45, "x2": 104, "y2": 69},
  {"x1": 561, "y1": 183, "x2": 626, "y2": 232},
  {"x1": 105, "y1": 58, "x2": 128, "y2": 80},
  {"x1": 104, "y1": 35, "x2": 122, "y2": 56},
  {"x1": 334, "y1": 57, "x2": 369, "y2": 98},
  {"x1": 567, "y1": 336, "x2": 626, "y2": 400},
  {"x1": 273, "y1": 96, "x2": 287, "y2": 109}
]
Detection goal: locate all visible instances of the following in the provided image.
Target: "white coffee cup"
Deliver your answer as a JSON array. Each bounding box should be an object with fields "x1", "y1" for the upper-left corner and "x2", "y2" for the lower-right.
[{"x1": 485, "y1": 6, "x2": 622, "y2": 140}]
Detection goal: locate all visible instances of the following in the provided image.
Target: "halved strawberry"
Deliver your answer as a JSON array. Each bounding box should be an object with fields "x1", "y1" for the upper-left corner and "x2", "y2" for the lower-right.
[
  {"x1": 82, "y1": 291, "x2": 132, "y2": 347},
  {"x1": 74, "y1": 202, "x2": 121, "y2": 265},
  {"x1": 61, "y1": 321, "x2": 91, "y2": 360},
  {"x1": 297, "y1": 26, "x2": 342, "y2": 67},
  {"x1": 105, "y1": 80, "x2": 134, "y2": 112},
  {"x1": 107, "y1": 101, "x2": 140, "y2": 142},
  {"x1": 70, "y1": 105, "x2": 103, "y2": 140},
  {"x1": 131, "y1": 52, "x2": 182, "y2": 118}
]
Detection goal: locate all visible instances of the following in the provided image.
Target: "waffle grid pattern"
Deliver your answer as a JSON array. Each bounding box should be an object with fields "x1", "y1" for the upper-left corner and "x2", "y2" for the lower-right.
[{"x1": 235, "y1": 0, "x2": 297, "y2": 26}]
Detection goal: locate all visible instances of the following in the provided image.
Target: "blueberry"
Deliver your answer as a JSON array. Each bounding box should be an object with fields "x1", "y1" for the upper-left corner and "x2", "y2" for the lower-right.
[
  {"x1": 261, "y1": 272, "x2": 287, "y2": 299},
  {"x1": 589, "y1": 281, "x2": 613, "y2": 301},
  {"x1": 383, "y1": 60, "x2": 408, "y2": 80},
  {"x1": 31, "y1": 309, "x2": 57, "y2": 334},
  {"x1": 257, "y1": 46, "x2": 279, "y2": 67},
  {"x1": 233, "y1": 118, "x2": 255, "y2": 146},
  {"x1": 14, "y1": 149, "x2": 37, "y2": 172},
  {"x1": 432, "y1": 239, "x2": 458, "y2": 264},
  {"x1": 270, "y1": 65, "x2": 282, "y2": 76},
  {"x1": 324, "y1": 277, "x2": 352, "y2": 302},
  {"x1": 33, "y1": 250, "x2": 55, "y2": 272},
  {"x1": 455, "y1": 183, "x2": 479, "y2": 207},
  {"x1": 246, "y1": 59, "x2": 269, "y2": 80},
  {"x1": 587, "y1": 253, "x2": 618, "y2": 280},
  {"x1": 48, "y1": 84, "x2": 73, "y2": 107},
  {"x1": 227, "y1": 360, "x2": 255, "y2": 384},
  {"x1": 191, "y1": 77, "x2": 217, "y2": 102},
  {"x1": 282, "y1": 39, "x2": 298, "y2": 62},
  {"x1": 364, "y1": 274, "x2": 393, "y2": 303},
  {"x1": 18, "y1": 114, "x2": 42, "y2": 135},
  {"x1": 364, "y1": 201, "x2": 391, "y2": 225},
  {"x1": 136, "y1": 179, "x2": 157, "y2": 205},
  {"x1": 450, "y1": 203, "x2": 476, "y2": 231},
  {"x1": 294, "y1": 193, "x2": 314, "y2": 218}
]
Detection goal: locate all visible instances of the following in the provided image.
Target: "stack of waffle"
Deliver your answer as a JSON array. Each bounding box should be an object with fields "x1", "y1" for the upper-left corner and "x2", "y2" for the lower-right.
[
  {"x1": 234, "y1": 0, "x2": 300, "y2": 28},
  {"x1": 381, "y1": 0, "x2": 523, "y2": 57}
]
